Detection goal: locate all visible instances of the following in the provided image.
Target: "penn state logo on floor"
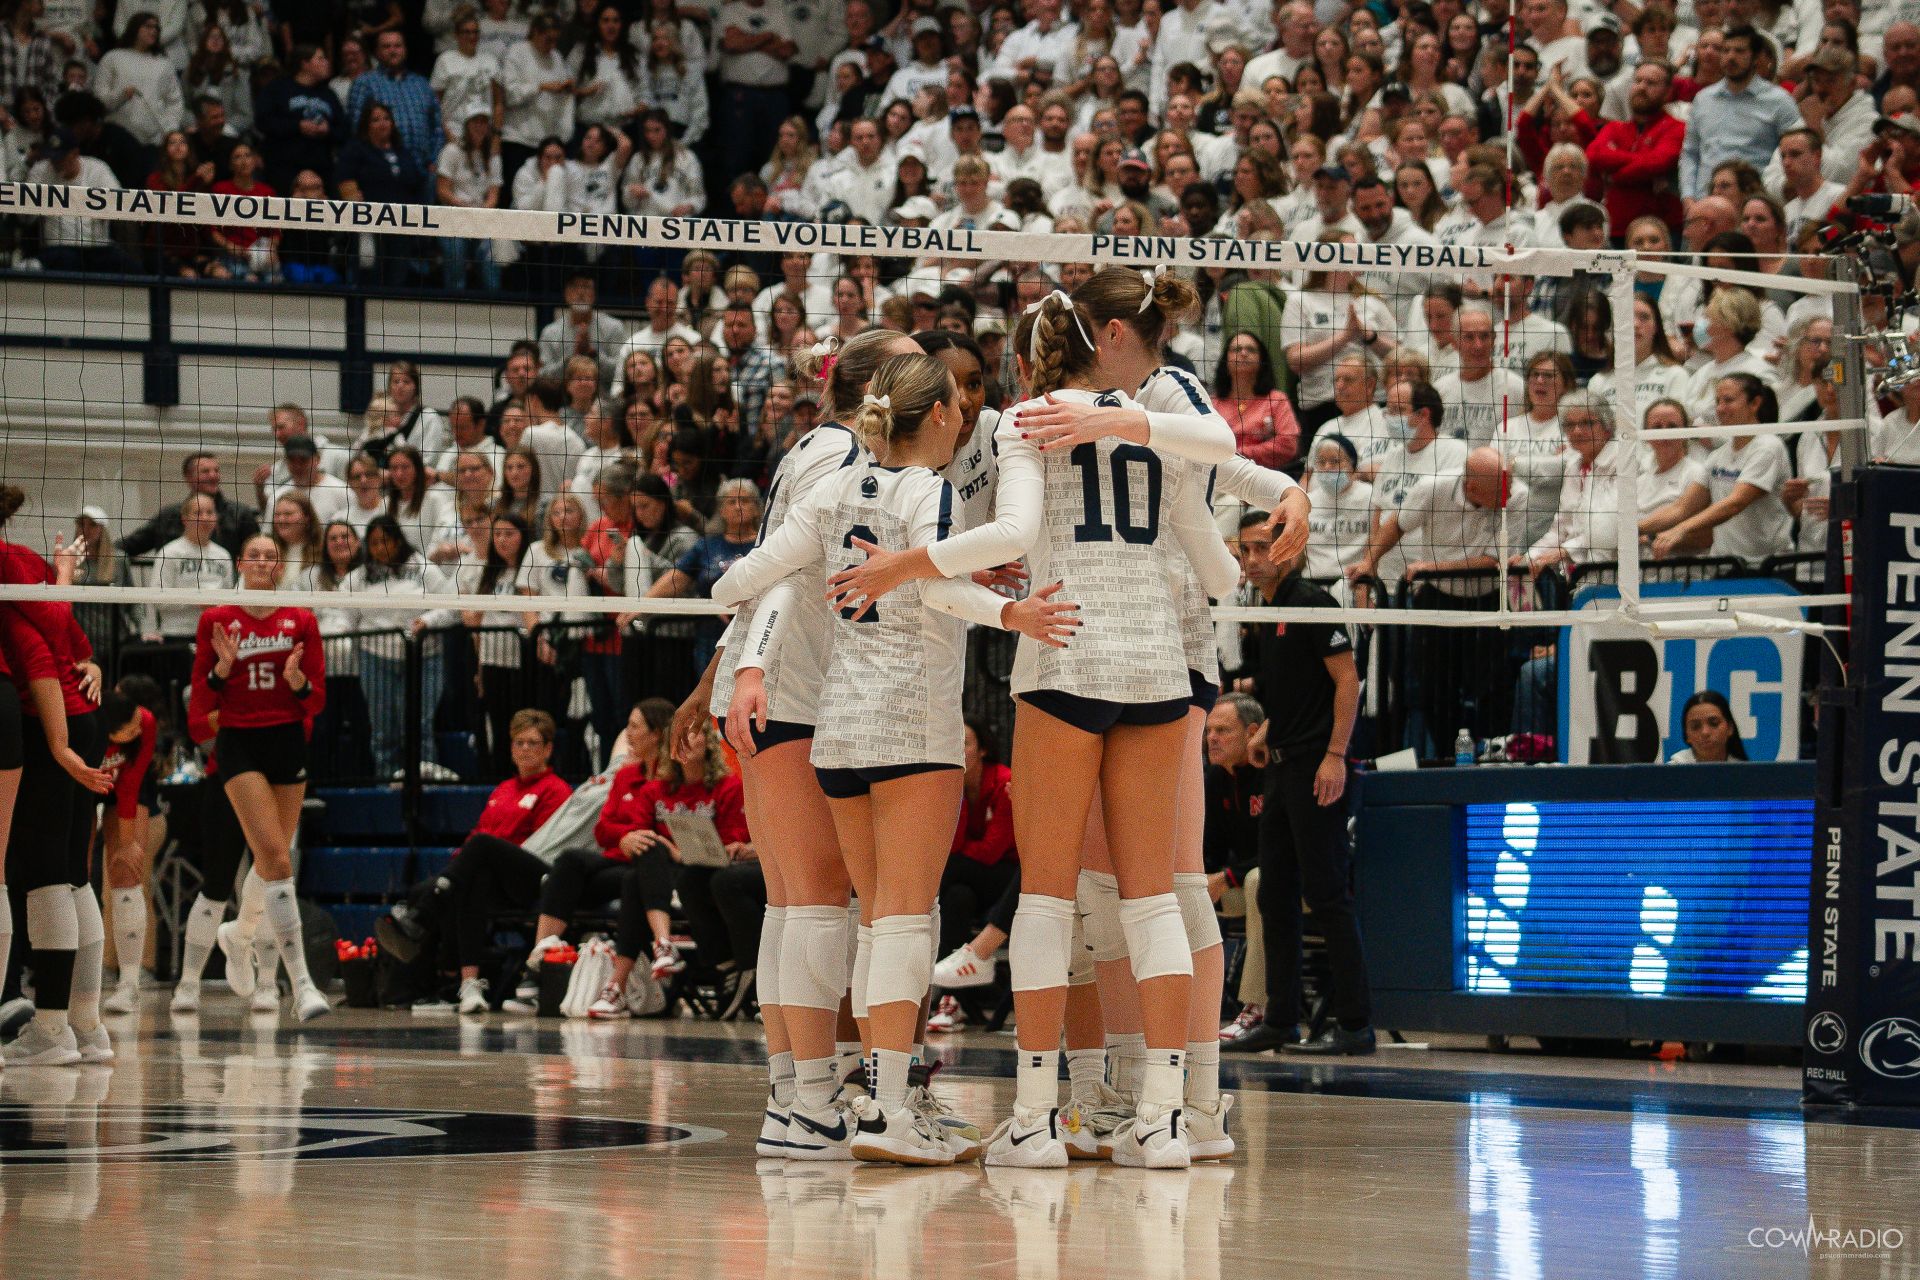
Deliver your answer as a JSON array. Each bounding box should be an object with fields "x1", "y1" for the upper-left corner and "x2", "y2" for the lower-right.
[{"x1": 0, "y1": 1105, "x2": 722, "y2": 1163}]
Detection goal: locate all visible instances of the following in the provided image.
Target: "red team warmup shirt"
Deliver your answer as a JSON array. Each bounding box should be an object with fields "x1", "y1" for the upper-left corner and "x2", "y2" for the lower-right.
[
  {"x1": 189, "y1": 605, "x2": 327, "y2": 730},
  {"x1": 101, "y1": 706, "x2": 158, "y2": 820},
  {"x1": 473, "y1": 769, "x2": 573, "y2": 845},
  {"x1": 592, "y1": 763, "x2": 748, "y2": 860}
]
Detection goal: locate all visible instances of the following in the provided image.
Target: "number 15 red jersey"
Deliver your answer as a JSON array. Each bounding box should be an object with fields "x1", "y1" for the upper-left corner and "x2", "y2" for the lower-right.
[{"x1": 189, "y1": 606, "x2": 327, "y2": 730}]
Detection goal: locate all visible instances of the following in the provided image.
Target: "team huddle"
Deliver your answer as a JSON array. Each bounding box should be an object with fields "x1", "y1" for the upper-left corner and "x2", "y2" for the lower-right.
[{"x1": 678, "y1": 262, "x2": 1308, "y2": 1170}]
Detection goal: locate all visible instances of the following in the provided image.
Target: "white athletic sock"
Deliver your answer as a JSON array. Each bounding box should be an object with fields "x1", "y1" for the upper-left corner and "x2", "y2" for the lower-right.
[
  {"x1": 254, "y1": 926, "x2": 281, "y2": 993},
  {"x1": 236, "y1": 868, "x2": 268, "y2": 939},
  {"x1": 796, "y1": 1056, "x2": 838, "y2": 1111},
  {"x1": 769, "y1": 1050, "x2": 796, "y2": 1107},
  {"x1": 110, "y1": 886, "x2": 145, "y2": 988},
  {"x1": 180, "y1": 895, "x2": 225, "y2": 983},
  {"x1": 262, "y1": 879, "x2": 313, "y2": 988},
  {"x1": 68, "y1": 886, "x2": 106, "y2": 1034},
  {"x1": 833, "y1": 1040, "x2": 863, "y2": 1086},
  {"x1": 1107, "y1": 1031, "x2": 1146, "y2": 1093},
  {"x1": 1185, "y1": 1041, "x2": 1221, "y2": 1107},
  {"x1": 873, "y1": 1048, "x2": 914, "y2": 1111},
  {"x1": 1065, "y1": 1047, "x2": 1107, "y2": 1103},
  {"x1": 1139, "y1": 1047, "x2": 1188, "y2": 1111},
  {"x1": 1016, "y1": 1048, "x2": 1060, "y2": 1113}
]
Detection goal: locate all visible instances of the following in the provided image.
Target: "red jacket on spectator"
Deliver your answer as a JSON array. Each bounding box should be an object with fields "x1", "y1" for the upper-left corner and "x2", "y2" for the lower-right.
[
  {"x1": 1586, "y1": 111, "x2": 1686, "y2": 238},
  {"x1": 474, "y1": 769, "x2": 573, "y2": 846},
  {"x1": 592, "y1": 761, "x2": 748, "y2": 859},
  {"x1": 1516, "y1": 108, "x2": 1601, "y2": 184},
  {"x1": 1215, "y1": 392, "x2": 1300, "y2": 470},
  {"x1": 951, "y1": 762, "x2": 1015, "y2": 866}
]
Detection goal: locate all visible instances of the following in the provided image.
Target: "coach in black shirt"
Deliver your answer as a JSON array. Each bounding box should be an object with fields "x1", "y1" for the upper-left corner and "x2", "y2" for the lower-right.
[{"x1": 1237, "y1": 510, "x2": 1372, "y2": 1055}]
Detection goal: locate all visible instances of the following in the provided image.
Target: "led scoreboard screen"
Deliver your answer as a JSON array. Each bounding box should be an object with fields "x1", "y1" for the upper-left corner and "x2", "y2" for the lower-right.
[{"x1": 1459, "y1": 800, "x2": 1813, "y2": 1002}]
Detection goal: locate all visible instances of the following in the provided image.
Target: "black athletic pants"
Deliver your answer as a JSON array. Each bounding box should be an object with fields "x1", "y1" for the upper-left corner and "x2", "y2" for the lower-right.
[
  {"x1": 937, "y1": 855, "x2": 1019, "y2": 956},
  {"x1": 678, "y1": 860, "x2": 766, "y2": 970},
  {"x1": 538, "y1": 847, "x2": 672, "y2": 961},
  {"x1": 1257, "y1": 746, "x2": 1371, "y2": 1029},
  {"x1": 444, "y1": 834, "x2": 549, "y2": 969}
]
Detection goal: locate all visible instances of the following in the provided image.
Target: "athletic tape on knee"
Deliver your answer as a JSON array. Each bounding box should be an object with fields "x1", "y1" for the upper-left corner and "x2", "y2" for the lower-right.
[
  {"x1": 757, "y1": 906, "x2": 786, "y2": 1009},
  {"x1": 71, "y1": 886, "x2": 106, "y2": 949},
  {"x1": 1067, "y1": 912, "x2": 1096, "y2": 986},
  {"x1": 850, "y1": 924, "x2": 874, "y2": 1019},
  {"x1": 1009, "y1": 894, "x2": 1076, "y2": 993},
  {"x1": 779, "y1": 905, "x2": 851, "y2": 1012},
  {"x1": 25, "y1": 885, "x2": 80, "y2": 950},
  {"x1": 865, "y1": 914, "x2": 934, "y2": 1009},
  {"x1": 1173, "y1": 873, "x2": 1223, "y2": 951},
  {"x1": 1077, "y1": 869, "x2": 1127, "y2": 962},
  {"x1": 1119, "y1": 893, "x2": 1193, "y2": 983}
]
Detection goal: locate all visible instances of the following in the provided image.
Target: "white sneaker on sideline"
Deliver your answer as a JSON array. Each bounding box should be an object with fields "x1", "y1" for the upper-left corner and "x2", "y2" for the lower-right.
[
  {"x1": 650, "y1": 939, "x2": 684, "y2": 980},
  {"x1": 103, "y1": 983, "x2": 140, "y2": 1016},
  {"x1": 217, "y1": 921, "x2": 256, "y2": 997},
  {"x1": 984, "y1": 1106, "x2": 1068, "y2": 1169},
  {"x1": 456, "y1": 977, "x2": 489, "y2": 1015},
  {"x1": 3, "y1": 1021, "x2": 82, "y2": 1067},
  {"x1": 757, "y1": 1096, "x2": 789, "y2": 1158},
  {"x1": 169, "y1": 982, "x2": 201, "y2": 1014},
  {"x1": 1109, "y1": 1101, "x2": 1191, "y2": 1170},
  {"x1": 293, "y1": 983, "x2": 332, "y2": 1022},
  {"x1": 1186, "y1": 1094, "x2": 1235, "y2": 1161},
  {"x1": 783, "y1": 1097, "x2": 857, "y2": 1161},
  {"x1": 849, "y1": 1095, "x2": 956, "y2": 1166},
  {"x1": 74, "y1": 1024, "x2": 114, "y2": 1064},
  {"x1": 587, "y1": 979, "x2": 629, "y2": 1020},
  {"x1": 931, "y1": 944, "x2": 996, "y2": 990}
]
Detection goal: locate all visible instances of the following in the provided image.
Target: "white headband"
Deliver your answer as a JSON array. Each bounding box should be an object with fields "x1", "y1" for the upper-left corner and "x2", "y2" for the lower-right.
[
  {"x1": 1022, "y1": 290, "x2": 1095, "y2": 363},
  {"x1": 862, "y1": 393, "x2": 891, "y2": 410},
  {"x1": 1137, "y1": 265, "x2": 1167, "y2": 312},
  {"x1": 809, "y1": 337, "x2": 839, "y2": 359}
]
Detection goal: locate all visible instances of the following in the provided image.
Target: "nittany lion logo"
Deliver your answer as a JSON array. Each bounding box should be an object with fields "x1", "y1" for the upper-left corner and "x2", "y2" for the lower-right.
[
  {"x1": 1806, "y1": 1011, "x2": 1847, "y2": 1055},
  {"x1": 0, "y1": 1105, "x2": 721, "y2": 1163},
  {"x1": 1858, "y1": 1018, "x2": 1920, "y2": 1080}
]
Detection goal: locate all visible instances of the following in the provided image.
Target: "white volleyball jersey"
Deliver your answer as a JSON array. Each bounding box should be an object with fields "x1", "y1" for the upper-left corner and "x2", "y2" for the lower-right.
[
  {"x1": 943, "y1": 406, "x2": 1001, "y2": 535},
  {"x1": 712, "y1": 462, "x2": 1006, "y2": 769},
  {"x1": 1137, "y1": 366, "x2": 1300, "y2": 683},
  {"x1": 709, "y1": 421, "x2": 865, "y2": 725},
  {"x1": 924, "y1": 387, "x2": 1238, "y2": 703}
]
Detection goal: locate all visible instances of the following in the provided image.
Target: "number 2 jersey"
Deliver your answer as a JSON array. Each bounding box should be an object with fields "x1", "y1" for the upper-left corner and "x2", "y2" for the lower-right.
[
  {"x1": 189, "y1": 605, "x2": 327, "y2": 731},
  {"x1": 708, "y1": 420, "x2": 865, "y2": 728},
  {"x1": 925, "y1": 388, "x2": 1240, "y2": 704},
  {"x1": 712, "y1": 462, "x2": 1009, "y2": 770}
]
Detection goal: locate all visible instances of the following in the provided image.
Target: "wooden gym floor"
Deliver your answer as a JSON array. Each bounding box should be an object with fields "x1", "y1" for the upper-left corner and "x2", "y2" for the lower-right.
[{"x1": 1, "y1": 1002, "x2": 1917, "y2": 1279}]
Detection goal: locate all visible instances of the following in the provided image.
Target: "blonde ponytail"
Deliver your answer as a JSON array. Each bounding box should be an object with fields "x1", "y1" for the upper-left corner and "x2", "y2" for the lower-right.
[
  {"x1": 1072, "y1": 264, "x2": 1198, "y2": 351},
  {"x1": 1012, "y1": 291, "x2": 1097, "y2": 398},
  {"x1": 794, "y1": 329, "x2": 916, "y2": 422},
  {"x1": 852, "y1": 354, "x2": 956, "y2": 457}
]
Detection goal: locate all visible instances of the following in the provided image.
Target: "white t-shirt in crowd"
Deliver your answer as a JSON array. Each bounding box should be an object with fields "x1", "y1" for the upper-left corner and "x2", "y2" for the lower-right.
[
  {"x1": 1434, "y1": 367, "x2": 1526, "y2": 448},
  {"x1": 1701, "y1": 434, "x2": 1792, "y2": 563}
]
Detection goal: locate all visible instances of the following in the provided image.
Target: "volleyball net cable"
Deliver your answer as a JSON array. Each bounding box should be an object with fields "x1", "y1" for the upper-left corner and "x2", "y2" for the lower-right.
[{"x1": 0, "y1": 184, "x2": 1858, "y2": 637}]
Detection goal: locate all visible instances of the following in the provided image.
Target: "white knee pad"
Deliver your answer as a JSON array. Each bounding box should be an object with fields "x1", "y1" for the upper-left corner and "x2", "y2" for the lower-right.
[
  {"x1": 1119, "y1": 894, "x2": 1193, "y2": 983},
  {"x1": 778, "y1": 905, "x2": 851, "y2": 1012},
  {"x1": 71, "y1": 886, "x2": 106, "y2": 949},
  {"x1": 757, "y1": 906, "x2": 786, "y2": 1009},
  {"x1": 927, "y1": 902, "x2": 941, "y2": 965},
  {"x1": 850, "y1": 924, "x2": 874, "y2": 1019},
  {"x1": 1066, "y1": 913, "x2": 1096, "y2": 987},
  {"x1": 845, "y1": 898, "x2": 861, "y2": 972},
  {"x1": 865, "y1": 914, "x2": 934, "y2": 1009},
  {"x1": 1009, "y1": 894, "x2": 1077, "y2": 993},
  {"x1": 25, "y1": 885, "x2": 79, "y2": 950},
  {"x1": 1077, "y1": 869, "x2": 1126, "y2": 962},
  {"x1": 1173, "y1": 873, "x2": 1223, "y2": 951}
]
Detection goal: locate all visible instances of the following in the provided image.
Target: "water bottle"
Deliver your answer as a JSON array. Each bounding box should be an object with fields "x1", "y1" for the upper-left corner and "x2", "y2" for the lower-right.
[{"x1": 1454, "y1": 728, "x2": 1475, "y2": 768}]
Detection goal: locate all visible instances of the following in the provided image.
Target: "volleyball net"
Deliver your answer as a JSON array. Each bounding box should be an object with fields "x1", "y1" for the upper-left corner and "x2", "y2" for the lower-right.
[{"x1": 0, "y1": 186, "x2": 1863, "y2": 761}]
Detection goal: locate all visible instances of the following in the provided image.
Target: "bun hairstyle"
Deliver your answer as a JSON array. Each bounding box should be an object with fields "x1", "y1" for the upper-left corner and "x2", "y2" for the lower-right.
[
  {"x1": 793, "y1": 329, "x2": 914, "y2": 422},
  {"x1": 1072, "y1": 264, "x2": 1200, "y2": 352},
  {"x1": 849, "y1": 354, "x2": 956, "y2": 455},
  {"x1": 0, "y1": 483, "x2": 24, "y2": 529},
  {"x1": 1012, "y1": 291, "x2": 1099, "y2": 397}
]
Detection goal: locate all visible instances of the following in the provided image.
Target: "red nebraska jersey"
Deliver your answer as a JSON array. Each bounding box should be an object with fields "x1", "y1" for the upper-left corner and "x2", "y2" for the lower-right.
[
  {"x1": 190, "y1": 606, "x2": 326, "y2": 730},
  {"x1": 101, "y1": 706, "x2": 157, "y2": 820}
]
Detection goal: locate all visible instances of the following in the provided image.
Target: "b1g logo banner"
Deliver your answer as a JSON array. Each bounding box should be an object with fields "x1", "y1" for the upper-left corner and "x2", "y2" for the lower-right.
[
  {"x1": 1558, "y1": 580, "x2": 1808, "y2": 765},
  {"x1": 1805, "y1": 469, "x2": 1920, "y2": 1109}
]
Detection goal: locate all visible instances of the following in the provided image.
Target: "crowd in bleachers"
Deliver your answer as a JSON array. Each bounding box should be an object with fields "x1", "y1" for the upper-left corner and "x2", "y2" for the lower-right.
[{"x1": 9, "y1": 0, "x2": 1913, "y2": 775}]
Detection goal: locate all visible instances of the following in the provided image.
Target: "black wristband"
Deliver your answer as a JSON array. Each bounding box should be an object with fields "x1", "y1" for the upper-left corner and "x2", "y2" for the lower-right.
[
  {"x1": 205, "y1": 670, "x2": 227, "y2": 691},
  {"x1": 291, "y1": 682, "x2": 312, "y2": 700}
]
